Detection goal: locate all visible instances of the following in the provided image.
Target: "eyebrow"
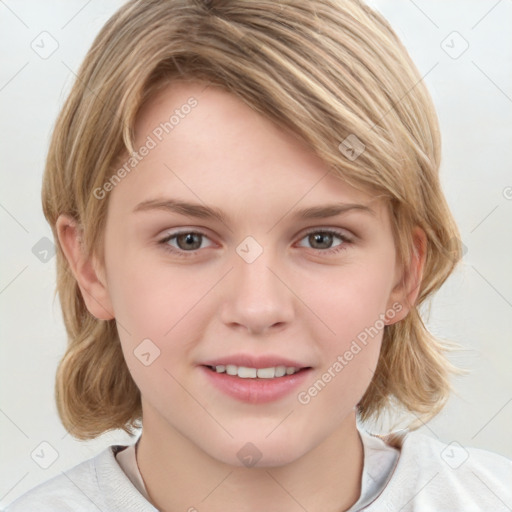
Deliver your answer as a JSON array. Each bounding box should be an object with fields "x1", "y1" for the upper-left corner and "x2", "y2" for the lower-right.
[{"x1": 132, "y1": 198, "x2": 376, "y2": 222}]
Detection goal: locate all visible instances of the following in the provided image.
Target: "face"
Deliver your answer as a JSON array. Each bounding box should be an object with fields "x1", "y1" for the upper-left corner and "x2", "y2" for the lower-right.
[{"x1": 89, "y1": 80, "x2": 412, "y2": 467}]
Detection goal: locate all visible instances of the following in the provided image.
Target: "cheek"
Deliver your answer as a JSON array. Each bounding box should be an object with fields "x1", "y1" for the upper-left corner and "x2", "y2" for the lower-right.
[
  {"x1": 307, "y1": 258, "x2": 395, "y2": 345},
  {"x1": 107, "y1": 250, "x2": 212, "y2": 336},
  {"x1": 295, "y1": 254, "x2": 395, "y2": 404},
  {"x1": 106, "y1": 255, "x2": 218, "y2": 385},
  {"x1": 295, "y1": 265, "x2": 391, "y2": 416}
]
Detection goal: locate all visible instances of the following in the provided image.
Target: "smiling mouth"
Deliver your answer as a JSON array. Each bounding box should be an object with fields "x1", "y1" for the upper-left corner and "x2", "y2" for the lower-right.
[{"x1": 204, "y1": 364, "x2": 311, "y2": 379}]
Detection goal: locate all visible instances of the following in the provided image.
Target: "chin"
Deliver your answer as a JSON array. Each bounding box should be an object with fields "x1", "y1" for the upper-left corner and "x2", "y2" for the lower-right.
[{"x1": 207, "y1": 437, "x2": 309, "y2": 469}]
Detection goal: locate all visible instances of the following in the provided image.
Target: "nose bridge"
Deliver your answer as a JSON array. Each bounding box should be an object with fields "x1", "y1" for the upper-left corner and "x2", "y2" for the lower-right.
[{"x1": 220, "y1": 238, "x2": 294, "y2": 333}]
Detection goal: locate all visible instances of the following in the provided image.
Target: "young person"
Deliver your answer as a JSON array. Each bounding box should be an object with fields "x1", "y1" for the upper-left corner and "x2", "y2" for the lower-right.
[{"x1": 5, "y1": 0, "x2": 511, "y2": 510}]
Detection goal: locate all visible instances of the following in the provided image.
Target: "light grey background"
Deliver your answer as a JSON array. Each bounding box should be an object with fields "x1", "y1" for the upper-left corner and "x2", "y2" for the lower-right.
[{"x1": 1, "y1": 0, "x2": 511, "y2": 506}]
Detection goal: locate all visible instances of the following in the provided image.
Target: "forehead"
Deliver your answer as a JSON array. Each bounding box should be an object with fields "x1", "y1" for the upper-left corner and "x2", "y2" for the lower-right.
[
  {"x1": 108, "y1": 80, "x2": 385, "y2": 223},
  {"x1": 133, "y1": 79, "x2": 324, "y2": 178}
]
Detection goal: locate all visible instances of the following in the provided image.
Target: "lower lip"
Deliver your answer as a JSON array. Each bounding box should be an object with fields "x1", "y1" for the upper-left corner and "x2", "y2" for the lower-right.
[{"x1": 200, "y1": 366, "x2": 312, "y2": 404}]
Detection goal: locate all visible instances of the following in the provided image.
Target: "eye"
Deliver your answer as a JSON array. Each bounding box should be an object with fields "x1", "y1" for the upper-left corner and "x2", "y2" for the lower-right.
[
  {"x1": 296, "y1": 228, "x2": 352, "y2": 254},
  {"x1": 157, "y1": 228, "x2": 353, "y2": 258},
  {"x1": 158, "y1": 230, "x2": 214, "y2": 256}
]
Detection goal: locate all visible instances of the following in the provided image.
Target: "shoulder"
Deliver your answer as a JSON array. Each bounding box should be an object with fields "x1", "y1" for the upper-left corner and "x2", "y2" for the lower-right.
[
  {"x1": 2, "y1": 444, "x2": 151, "y2": 512},
  {"x1": 2, "y1": 453, "x2": 100, "y2": 512},
  {"x1": 366, "y1": 430, "x2": 512, "y2": 512}
]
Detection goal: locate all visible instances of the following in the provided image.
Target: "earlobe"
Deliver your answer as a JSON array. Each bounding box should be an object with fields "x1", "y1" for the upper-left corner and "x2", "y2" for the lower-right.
[
  {"x1": 55, "y1": 214, "x2": 114, "y2": 321},
  {"x1": 385, "y1": 227, "x2": 427, "y2": 325}
]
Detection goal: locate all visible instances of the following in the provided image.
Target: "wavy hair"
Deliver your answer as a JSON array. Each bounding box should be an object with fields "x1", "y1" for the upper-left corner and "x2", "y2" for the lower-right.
[{"x1": 42, "y1": 0, "x2": 463, "y2": 439}]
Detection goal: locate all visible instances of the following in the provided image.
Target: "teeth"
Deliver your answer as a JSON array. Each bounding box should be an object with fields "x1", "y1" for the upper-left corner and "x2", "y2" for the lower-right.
[
  {"x1": 275, "y1": 366, "x2": 286, "y2": 377},
  {"x1": 226, "y1": 364, "x2": 238, "y2": 376},
  {"x1": 238, "y1": 366, "x2": 257, "y2": 378},
  {"x1": 213, "y1": 364, "x2": 300, "y2": 379},
  {"x1": 257, "y1": 367, "x2": 275, "y2": 378}
]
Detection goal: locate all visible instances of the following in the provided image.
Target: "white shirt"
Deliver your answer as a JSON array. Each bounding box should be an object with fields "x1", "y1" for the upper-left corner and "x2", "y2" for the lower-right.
[
  {"x1": 114, "y1": 427, "x2": 400, "y2": 509},
  {"x1": 4, "y1": 427, "x2": 512, "y2": 511}
]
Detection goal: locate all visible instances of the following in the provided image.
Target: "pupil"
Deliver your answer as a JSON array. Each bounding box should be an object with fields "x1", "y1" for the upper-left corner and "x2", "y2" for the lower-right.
[
  {"x1": 311, "y1": 232, "x2": 332, "y2": 249},
  {"x1": 178, "y1": 233, "x2": 201, "y2": 250}
]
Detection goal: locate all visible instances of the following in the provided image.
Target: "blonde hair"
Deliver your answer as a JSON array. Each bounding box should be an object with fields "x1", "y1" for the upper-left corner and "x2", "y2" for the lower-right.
[{"x1": 42, "y1": 0, "x2": 462, "y2": 439}]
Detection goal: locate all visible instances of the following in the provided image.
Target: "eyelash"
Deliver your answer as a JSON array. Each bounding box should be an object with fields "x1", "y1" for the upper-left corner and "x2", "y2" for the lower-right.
[{"x1": 157, "y1": 228, "x2": 353, "y2": 258}]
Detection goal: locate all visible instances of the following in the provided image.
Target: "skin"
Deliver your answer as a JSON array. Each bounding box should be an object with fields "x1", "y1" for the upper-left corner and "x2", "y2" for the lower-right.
[{"x1": 57, "y1": 80, "x2": 426, "y2": 512}]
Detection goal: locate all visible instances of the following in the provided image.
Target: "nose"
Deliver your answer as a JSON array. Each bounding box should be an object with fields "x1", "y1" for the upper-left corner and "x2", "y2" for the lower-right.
[{"x1": 219, "y1": 247, "x2": 295, "y2": 335}]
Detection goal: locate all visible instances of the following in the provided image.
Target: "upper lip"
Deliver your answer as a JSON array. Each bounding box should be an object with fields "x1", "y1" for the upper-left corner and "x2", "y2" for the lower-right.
[{"x1": 200, "y1": 354, "x2": 311, "y2": 369}]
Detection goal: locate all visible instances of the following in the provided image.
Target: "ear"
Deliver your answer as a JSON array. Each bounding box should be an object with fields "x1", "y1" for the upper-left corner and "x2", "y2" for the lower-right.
[
  {"x1": 385, "y1": 226, "x2": 427, "y2": 325},
  {"x1": 55, "y1": 214, "x2": 114, "y2": 321}
]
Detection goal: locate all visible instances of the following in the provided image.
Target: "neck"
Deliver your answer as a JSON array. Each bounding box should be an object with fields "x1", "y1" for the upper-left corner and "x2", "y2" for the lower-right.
[{"x1": 136, "y1": 408, "x2": 364, "y2": 512}]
